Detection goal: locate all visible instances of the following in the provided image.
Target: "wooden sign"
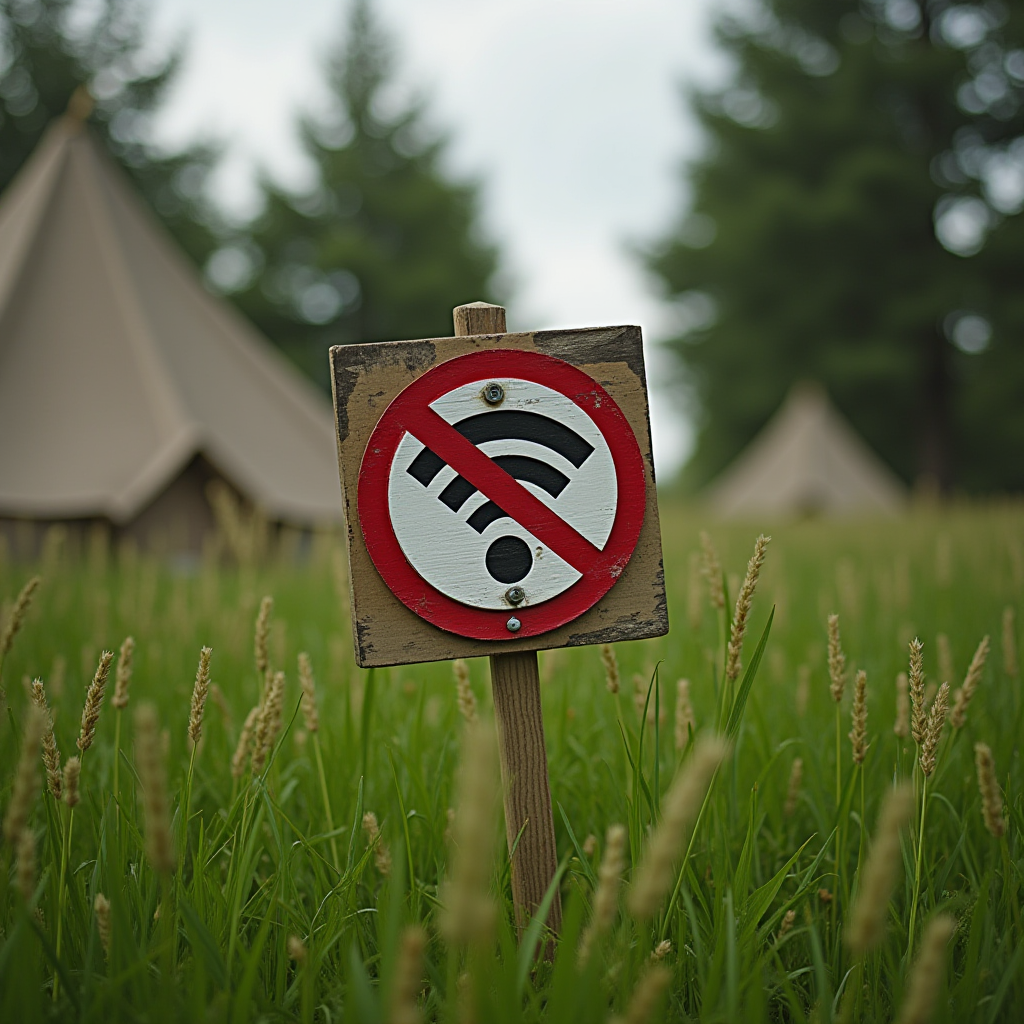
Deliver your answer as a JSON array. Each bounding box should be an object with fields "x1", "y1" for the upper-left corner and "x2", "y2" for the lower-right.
[
  {"x1": 331, "y1": 315, "x2": 668, "y2": 668},
  {"x1": 330, "y1": 302, "x2": 668, "y2": 942}
]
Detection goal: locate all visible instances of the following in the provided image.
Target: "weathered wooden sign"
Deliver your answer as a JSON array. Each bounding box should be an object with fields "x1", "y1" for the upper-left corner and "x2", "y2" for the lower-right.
[{"x1": 330, "y1": 302, "x2": 668, "y2": 940}]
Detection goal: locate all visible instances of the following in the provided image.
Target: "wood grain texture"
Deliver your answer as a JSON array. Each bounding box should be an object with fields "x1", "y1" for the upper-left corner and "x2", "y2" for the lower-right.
[
  {"x1": 330, "y1": 323, "x2": 669, "y2": 668},
  {"x1": 489, "y1": 648, "x2": 562, "y2": 937},
  {"x1": 453, "y1": 301, "x2": 506, "y2": 336}
]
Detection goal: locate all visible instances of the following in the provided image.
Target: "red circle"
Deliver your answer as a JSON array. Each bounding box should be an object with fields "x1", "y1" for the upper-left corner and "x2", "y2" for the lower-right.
[{"x1": 357, "y1": 349, "x2": 646, "y2": 640}]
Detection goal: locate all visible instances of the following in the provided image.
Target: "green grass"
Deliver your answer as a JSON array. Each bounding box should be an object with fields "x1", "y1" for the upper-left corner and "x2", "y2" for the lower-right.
[{"x1": 0, "y1": 502, "x2": 1021, "y2": 1022}]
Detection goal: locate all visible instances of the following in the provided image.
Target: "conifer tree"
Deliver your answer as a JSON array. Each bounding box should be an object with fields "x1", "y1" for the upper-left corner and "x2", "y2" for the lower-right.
[
  {"x1": 648, "y1": 0, "x2": 1024, "y2": 492},
  {"x1": 226, "y1": 0, "x2": 501, "y2": 390},
  {"x1": 0, "y1": 0, "x2": 221, "y2": 264}
]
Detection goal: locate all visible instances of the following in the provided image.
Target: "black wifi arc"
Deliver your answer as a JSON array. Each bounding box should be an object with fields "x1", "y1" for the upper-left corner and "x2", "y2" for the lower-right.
[{"x1": 406, "y1": 410, "x2": 594, "y2": 534}]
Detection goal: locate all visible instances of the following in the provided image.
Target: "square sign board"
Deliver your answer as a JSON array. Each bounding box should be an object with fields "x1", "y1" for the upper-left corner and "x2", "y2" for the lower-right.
[{"x1": 330, "y1": 325, "x2": 668, "y2": 668}]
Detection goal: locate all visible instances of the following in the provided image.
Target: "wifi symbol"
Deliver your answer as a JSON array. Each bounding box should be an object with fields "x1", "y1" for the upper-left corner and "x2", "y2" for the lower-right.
[{"x1": 406, "y1": 410, "x2": 594, "y2": 584}]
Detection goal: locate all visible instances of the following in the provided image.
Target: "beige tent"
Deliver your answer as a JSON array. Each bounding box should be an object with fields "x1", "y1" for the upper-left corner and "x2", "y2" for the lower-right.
[
  {"x1": 0, "y1": 112, "x2": 342, "y2": 551},
  {"x1": 705, "y1": 382, "x2": 908, "y2": 517}
]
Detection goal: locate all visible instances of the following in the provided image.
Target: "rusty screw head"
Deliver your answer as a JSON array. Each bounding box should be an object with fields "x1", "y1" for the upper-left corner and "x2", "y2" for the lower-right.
[
  {"x1": 506, "y1": 616, "x2": 521, "y2": 633},
  {"x1": 505, "y1": 586, "x2": 525, "y2": 605},
  {"x1": 483, "y1": 382, "x2": 505, "y2": 405}
]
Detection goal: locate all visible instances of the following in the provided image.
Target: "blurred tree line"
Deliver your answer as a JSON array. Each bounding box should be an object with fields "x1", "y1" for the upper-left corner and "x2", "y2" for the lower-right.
[
  {"x1": 0, "y1": 0, "x2": 500, "y2": 393},
  {"x1": 649, "y1": 0, "x2": 1024, "y2": 494}
]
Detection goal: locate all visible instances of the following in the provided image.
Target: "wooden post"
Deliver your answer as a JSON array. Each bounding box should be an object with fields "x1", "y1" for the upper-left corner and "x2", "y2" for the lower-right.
[{"x1": 453, "y1": 301, "x2": 563, "y2": 939}]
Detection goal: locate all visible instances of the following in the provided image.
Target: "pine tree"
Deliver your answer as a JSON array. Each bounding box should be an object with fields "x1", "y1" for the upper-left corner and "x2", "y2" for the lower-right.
[
  {"x1": 225, "y1": 0, "x2": 501, "y2": 390},
  {"x1": 0, "y1": 0, "x2": 220, "y2": 264},
  {"x1": 648, "y1": 0, "x2": 1024, "y2": 493}
]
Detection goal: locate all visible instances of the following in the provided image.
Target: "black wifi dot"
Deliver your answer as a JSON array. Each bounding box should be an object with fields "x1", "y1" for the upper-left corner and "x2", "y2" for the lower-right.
[{"x1": 485, "y1": 536, "x2": 533, "y2": 584}]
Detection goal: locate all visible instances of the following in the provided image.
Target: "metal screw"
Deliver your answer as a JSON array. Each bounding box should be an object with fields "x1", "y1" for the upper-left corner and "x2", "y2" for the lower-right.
[
  {"x1": 483, "y1": 382, "x2": 505, "y2": 405},
  {"x1": 506, "y1": 616, "x2": 521, "y2": 633},
  {"x1": 505, "y1": 586, "x2": 525, "y2": 605}
]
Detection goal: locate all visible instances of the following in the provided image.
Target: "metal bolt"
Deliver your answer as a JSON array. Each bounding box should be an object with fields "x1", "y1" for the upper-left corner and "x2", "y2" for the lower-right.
[
  {"x1": 483, "y1": 382, "x2": 505, "y2": 405},
  {"x1": 505, "y1": 586, "x2": 525, "y2": 605},
  {"x1": 506, "y1": 616, "x2": 521, "y2": 633}
]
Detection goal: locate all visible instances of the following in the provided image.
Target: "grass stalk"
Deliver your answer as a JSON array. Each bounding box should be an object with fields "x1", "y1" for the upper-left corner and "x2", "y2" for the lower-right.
[
  {"x1": 906, "y1": 774, "x2": 929, "y2": 958},
  {"x1": 313, "y1": 732, "x2": 340, "y2": 871}
]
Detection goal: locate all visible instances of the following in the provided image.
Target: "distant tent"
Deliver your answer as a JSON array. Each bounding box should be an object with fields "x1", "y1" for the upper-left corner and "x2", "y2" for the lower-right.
[
  {"x1": 0, "y1": 111, "x2": 342, "y2": 551},
  {"x1": 705, "y1": 382, "x2": 908, "y2": 517}
]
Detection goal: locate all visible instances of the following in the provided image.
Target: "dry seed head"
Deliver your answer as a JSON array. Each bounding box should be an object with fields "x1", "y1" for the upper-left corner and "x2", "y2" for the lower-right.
[
  {"x1": 827, "y1": 614, "x2": 846, "y2": 702},
  {"x1": 974, "y1": 742, "x2": 1005, "y2": 838},
  {"x1": 231, "y1": 705, "x2": 259, "y2": 779},
  {"x1": 894, "y1": 672, "x2": 910, "y2": 738},
  {"x1": 362, "y1": 811, "x2": 393, "y2": 876},
  {"x1": 578, "y1": 823, "x2": 627, "y2": 965},
  {"x1": 622, "y1": 965, "x2": 672, "y2": 1024},
  {"x1": 699, "y1": 531, "x2": 725, "y2": 612},
  {"x1": 111, "y1": 636, "x2": 135, "y2": 710},
  {"x1": 919, "y1": 682, "x2": 949, "y2": 777},
  {"x1": 784, "y1": 757, "x2": 803, "y2": 819},
  {"x1": 134, "y1": 703, "x2": 175, "y2": 875},
  {"x1": 94, "y1": 893, "x2": 112, "y2": 957},
  {"x1": 77, "y1": 650, "x2": 113, "y2": 753},
  {"x1": 254, "y1": 595, "x2": 273, "y2": 677},
  {"x1": 63, "y1": 755, "x2": 81, "y2": 808},
  {"x1": 898, "y1": 914, "x2": 956, "y2": 1024},
  {"x1": 287, "y1": 934, "x2": 307, "y2": 962},
  {"x1": 674, "y1": 678, "x2": 694, "y2": 751},
  {"x1": 600, "y1": 644, "x2": 620, "y2": 694},
  {"x1": 250, "y1": 671, "x2": 285, "y2": 774},
  {"x1": 187, "y1": 646, "x2": 213, "y2": 746},
  {"x1": 582, "y1": 833, "x2": 598, "y2": 857},
  {"x1": 725, "y1": 534, "x2": 771, "y2": 683},
  {"x1": 845, "y1": 783, "x2": 915, "y2": 955},
  {"x1": 0, "y1": 575, "x2": 41, "y2": 659},
  {"x1": 777, "y1": 908, "x2": 796, "y2": 942},
  {"x1": 16, "y1": 825, "x2": 36, "y2": 901},
  {"x1": 628, "y1": 734, "x2": 731, "y2": 920},
  {"x1": 651, "y1": 939, "x2": 672, "y2": 963},
  {"x1": 1002, "y1": 606, "x2": 1018, "y2": 678},
  {"x1": 849, "y1": 669, "x2": 868, "y2": 766},
  {"x1": 30, "y1": 679, "x2": 62, "y2": 799},
  {"x1": 909, "y1": 638, "x2": 927, "y2": 744},
  {"x1": 297, "y1": 652, "x2": 319, "y2": 732},
  {"x1": 951, "y1": 635, "x2": 990, "y2": 729},
  {"x1": 389, "y1": 925, "x2": 427, "y2": 1024},
  {"x1": 453, "y1": 658, "x2": 477, "y2": 723},
  {"x1": 3, "y1": 704, "x2": 46, "y2": 844},
  {"x1": 439, "y1": 721, "x2": 499, "y2": 945}
]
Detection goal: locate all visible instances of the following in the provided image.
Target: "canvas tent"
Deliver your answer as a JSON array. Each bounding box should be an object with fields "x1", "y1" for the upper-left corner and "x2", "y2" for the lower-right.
[
  {"x1": 705, "y1": 382, "x2": 908, "y2": 517},
  {"x1": 0, "y1": 111, "x2": 342, "y2": 552}
]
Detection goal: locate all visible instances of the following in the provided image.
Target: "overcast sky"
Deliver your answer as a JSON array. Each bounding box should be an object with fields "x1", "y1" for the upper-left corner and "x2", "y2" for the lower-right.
[{"x1": 150, "y1": 0, "x2": 726, "y2": 478}]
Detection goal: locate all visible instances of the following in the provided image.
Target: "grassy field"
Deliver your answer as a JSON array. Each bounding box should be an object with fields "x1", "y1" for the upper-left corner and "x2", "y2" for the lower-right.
[{"x1": 0, "y1": 502, "x2": 1021, "y2": 1022}]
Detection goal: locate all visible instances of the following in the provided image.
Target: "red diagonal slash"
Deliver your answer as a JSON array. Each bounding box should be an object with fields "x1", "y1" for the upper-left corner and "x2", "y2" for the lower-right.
[{"x1": 401, "y1": 404, "x2": 603, "y2": 575}]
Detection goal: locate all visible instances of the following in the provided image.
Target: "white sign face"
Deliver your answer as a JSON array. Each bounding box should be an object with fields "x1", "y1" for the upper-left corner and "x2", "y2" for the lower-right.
[{"x1": 387, "y1": 377, "x2": 617, "y2": 611}]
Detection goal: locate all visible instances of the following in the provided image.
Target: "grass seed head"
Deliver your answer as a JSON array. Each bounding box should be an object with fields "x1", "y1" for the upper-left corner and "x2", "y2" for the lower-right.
[
  {"x1": 0, "y1": 575, "x2": 41, "y2": 660},
  {"x1": 827, "y1": 614, "x2": 846, "y2": 702},
  {"x1": 77, "y1": 650, "x2": 113, "y2": 753},
  {"x1": 30, "y1": 679, "x2": 62, "y2": 799},
  {"x1": 134, "y1": 703, "x2": 175, "y2": 875},
  {"x1": 849, "y1": 669, "x2": 868, "y2": 765},
  {"x1": 699, "y1": 531, "x2": 725, "y2": 612},
  {"x1": 62, "y1": 755, "x2": 81, "y2": 808},
  {"x1": 188, "y1": 646, "x2": 213, "y2": 746},
  {"x1": 951, "y1": 634, "x2": 990, "y2": 729},
  {"x1": 579, "y1": 823, "x2": 627, "y2": 965},
  {"x1": 389, "y1": 925, "x2": 426, "y2": 1024},
  {"x1": 777, "y1": 908, "x2": 796, "y2": 942},
  {"x1": 894, "y1": 672, "x2": 910, "y2": 738},
  {"x1": 254, "y1": 596, "x2": 273, "y2": 678},
  {"x1": 621, "y1": 965, "x2": 672, "y2": 1024},
  {"x1": 362, "y1": 811, "x2": 392, "y2": 876},
  {"x1": 600, "y1": 644, "x2": 620, "y2": 694},
  {"x1": 287, "y1": 935, "x2": 306, "y2": 962},
  {"x1": 3, "y1": 703, "x2": 46, "y2": 845},
  {"x1": 628, "y1": 734, "x2": 730, "y2": 920},
  {"x1": 974, "y1": 742, "x2": 1005, "y2": 838},
  {"x1": 674, "y1": 678, "x2": 694, "y2": 751},
  {"x1": 784, "y1": 757, "x2": 803, "y2": 819},
  {"x1": 250, "y1": 671, "x2": 285, "y2": 774},
  {"x1": 16, "y1": 824, "x2": 36, "y2": 901},
  {"x1": 111, "y1": 636, "x2": 135, "y2": 710},
  {"x1": 909, "y1": 638, "x2": 927, "y2": 744},
  {"x1": 845, "y1": 782, "x2": 915, "y2": 955},
  {"x1": 94, "y1": 893, "x2": 112, "y2": 957},
  {"x1": 297, "y1": 652, "x2": 319, "y2": 732},
  {"x1": 725, "y1": 534, "x2": 771, "y2": 683},
  {"x1": 919, "y1": 682, "x2": 949, "y2": 777},
  {"x1": 1002, "y1": 606, "x2": 1018, "y2": 678},
  {"x1": 687, "y1": 550, "x2": 703, "y2": 631},
  {"x1": 453, "y1": 658, "x2": 477, "y2": 723},
  {"x1": 898, "y1": 914, "x2": 956, "y2": 1024}
]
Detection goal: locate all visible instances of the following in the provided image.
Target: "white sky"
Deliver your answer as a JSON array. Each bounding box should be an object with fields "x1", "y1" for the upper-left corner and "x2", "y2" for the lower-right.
[{"x1": 149, "y1": 0, "x2": 725, "y2": 479}]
